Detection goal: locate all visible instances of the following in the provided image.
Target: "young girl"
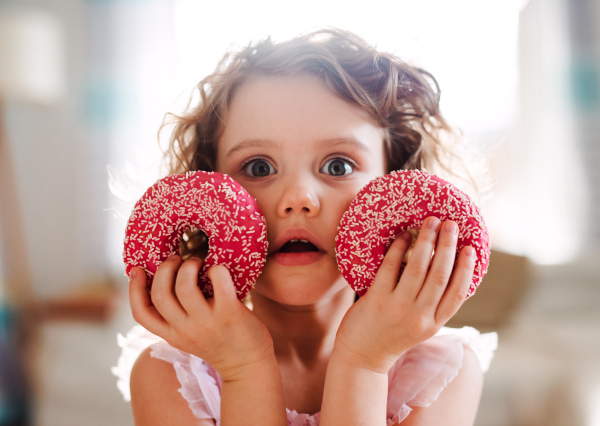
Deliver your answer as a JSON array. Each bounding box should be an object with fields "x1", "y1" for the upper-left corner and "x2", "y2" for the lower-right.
[{"x1": 113, "y1": 28, "x2": 498, "y2": 426}]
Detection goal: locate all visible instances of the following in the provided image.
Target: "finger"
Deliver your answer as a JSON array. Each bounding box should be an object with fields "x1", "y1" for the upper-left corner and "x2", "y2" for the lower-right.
[
  {"x1": 207, "y1": 265, "x2": 238, "y2": 309},
  {"x1": 395, "y1": 216, "x2": 441, "y2": 300},
  {"x1": 434, "y1": 246, "x2": 476, "y2": 326},
  {"x1": 416, "y1": 220, "x2": 459, "y2": 308},
  {"x1": 175, "y1": 257, "x2": 209, "y2": 316},
  {"x1": 151, "y1": 255, "x2": 188, "y2": 323},
  {"x1": 129, "y1": 267, "x2": 170, "y2": 336},
  {"x1": 370, "y1": 232, "x2": 412, "y2": 294}
]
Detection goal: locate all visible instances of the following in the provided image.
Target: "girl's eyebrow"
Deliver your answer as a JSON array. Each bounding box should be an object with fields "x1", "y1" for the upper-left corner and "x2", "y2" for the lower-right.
[
  {"x1": 319, "y1": 137, "x2": 373, "y2": 156},
  {"x1": 225, "y1": 137, "x2": 372, "y2": 159},
  {"x1": 225, "y1": 139, "x2": 279, "y2": 158}
]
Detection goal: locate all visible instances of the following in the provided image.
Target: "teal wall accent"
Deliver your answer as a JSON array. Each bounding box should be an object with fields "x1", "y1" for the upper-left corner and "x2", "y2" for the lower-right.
[
  {"x1": 84, "y1": 79, "x2": 138, "y2": 128},
  {"x1": 571, "y1": 56, "x2": 600, "y2": 110}
]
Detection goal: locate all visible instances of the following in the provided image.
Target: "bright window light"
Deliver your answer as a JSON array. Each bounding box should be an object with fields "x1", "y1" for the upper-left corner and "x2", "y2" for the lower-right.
[{"x1": 172, "y1": 0, "x2": 521, "y2": 135}]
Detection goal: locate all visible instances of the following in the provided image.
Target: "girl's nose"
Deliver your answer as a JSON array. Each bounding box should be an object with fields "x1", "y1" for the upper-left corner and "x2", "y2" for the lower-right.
[{"x1": 276, "y1": 183, "x2": 320, "y2": 218}]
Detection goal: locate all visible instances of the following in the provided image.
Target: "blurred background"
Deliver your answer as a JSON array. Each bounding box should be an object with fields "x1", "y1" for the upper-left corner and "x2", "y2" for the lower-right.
[{"x1": 0, "y1": 0, "x2": 598, "y2": 425}]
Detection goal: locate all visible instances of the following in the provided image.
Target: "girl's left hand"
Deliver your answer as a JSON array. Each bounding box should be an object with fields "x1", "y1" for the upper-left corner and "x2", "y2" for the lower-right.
[{"x1": 333, "y1": 216, "x2": 476, "y2": 373}]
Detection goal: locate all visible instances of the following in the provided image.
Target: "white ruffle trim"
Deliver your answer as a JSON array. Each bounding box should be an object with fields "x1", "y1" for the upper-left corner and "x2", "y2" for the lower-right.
[
  {"x1": 435, "y1": 326, "x2": 498, "y2": 373},
  {"x1": 150, "y1": 342, "x2": 222, "y2": 423},
  {"x1": 111, "y1": 325, "x2": 164, "y2": 401}
]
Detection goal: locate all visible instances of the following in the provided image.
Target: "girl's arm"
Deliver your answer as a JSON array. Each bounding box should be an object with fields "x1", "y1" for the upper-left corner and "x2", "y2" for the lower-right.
[
  {"x1": 128, "y1": 258, "x2": 287, "y2": 426},
  {"x1": 130, "y1": 346, "x2": 286, "y2": 426},
  {"x1": 321, "y1": 217, "x2": 479, "y2": 426},
  {"x1": 320, "y1": 345, "x2": 483, "y2": 426}
]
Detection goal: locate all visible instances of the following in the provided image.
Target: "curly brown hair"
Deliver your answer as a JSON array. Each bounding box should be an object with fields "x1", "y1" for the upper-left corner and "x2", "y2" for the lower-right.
[{"x1": 160, "y1": 28, "x2": 479, "y2": 194}]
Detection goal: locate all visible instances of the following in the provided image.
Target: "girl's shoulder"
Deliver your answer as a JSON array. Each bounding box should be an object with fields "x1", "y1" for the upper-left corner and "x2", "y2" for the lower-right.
[
  {"x1": 386, "y1": 326, "x2": 498, "y2": 424},
  {"x1": 129, "y1": 347, "x2": 215, "y2": 426},
  {"x1": 112, "y1": 325, "x2": 498, "y2": 426},
  {"x1": 112, "y1": 325, "x2": 222, "y2": 422}
]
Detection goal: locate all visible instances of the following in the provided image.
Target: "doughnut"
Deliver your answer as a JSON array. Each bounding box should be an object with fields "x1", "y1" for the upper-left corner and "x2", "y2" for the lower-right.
[
  {"x1": 123, "y1": 171, "x2": 268, "y2": 301},
  {"x1": 335, "y1": 170, "x2": 490, "y2": 299}
]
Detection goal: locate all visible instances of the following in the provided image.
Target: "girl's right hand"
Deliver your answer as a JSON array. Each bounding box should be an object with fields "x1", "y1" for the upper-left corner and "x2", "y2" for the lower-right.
[{"x1": 128, "y1": 256, "x2": 275, "y2": 382}]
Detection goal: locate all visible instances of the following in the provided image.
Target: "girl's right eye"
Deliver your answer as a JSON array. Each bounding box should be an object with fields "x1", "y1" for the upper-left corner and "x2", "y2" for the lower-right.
[{"x1": 242, "y1": 159, "x2": 276, "y2": 178}]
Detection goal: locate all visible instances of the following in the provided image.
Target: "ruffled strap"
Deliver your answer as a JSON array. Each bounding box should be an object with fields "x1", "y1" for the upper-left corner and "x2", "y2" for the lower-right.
[
  {"x1": 435, "y1": 326, "x2": 498, "y2": 373},
  {"x1": 111, "y1": 325, "x2": 222, "y2": 425},
  {"x1": 150, "y1": 342, "x2": 222, "y2": 424},
  {"x1": 385, "y1": 326, "x2": 498, "y2": 425}
]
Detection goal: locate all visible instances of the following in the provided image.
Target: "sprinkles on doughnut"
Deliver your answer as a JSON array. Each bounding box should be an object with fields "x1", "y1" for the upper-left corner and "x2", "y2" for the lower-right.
[
  {"x1": 123, "y1": 171, "x2": 268, "y2": 301},
  {"x1": 335, "y1": 169, "x2": 490, "y2": 299}
]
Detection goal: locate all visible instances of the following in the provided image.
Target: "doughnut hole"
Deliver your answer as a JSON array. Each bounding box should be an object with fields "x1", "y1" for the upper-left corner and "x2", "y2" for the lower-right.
[
  {"x1": 177, "y1": 228, "x2": 254, "y2": 309},
  {"x1": 401, "y1": 229, "x2": 436, "y2": 263},
  {"x1": 403, "y1": 229, "x2": 420, "y2": 262},
  {"x1": 179, "y1": 228, "x2": 209, "y2": 261}
]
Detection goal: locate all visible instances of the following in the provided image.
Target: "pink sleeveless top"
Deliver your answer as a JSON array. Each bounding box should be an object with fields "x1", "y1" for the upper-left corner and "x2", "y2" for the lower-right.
[{"x1": 113, "y1": 325, "x2": 497, "y2": 426}]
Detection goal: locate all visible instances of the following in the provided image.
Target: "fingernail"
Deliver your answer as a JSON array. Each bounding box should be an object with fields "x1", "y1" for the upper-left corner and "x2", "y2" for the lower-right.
[
  {"x1": 167, "y1": 254, "x2": 179, "y2": 261},
  {"x1": 130, "y1": 269, "x2": 138, "y2": 279},
  {"x1": 190, "y1": 256, "x2": 200, "y2": 261},
  {"x1": 401, "y1": 231, "x2": 412, "y2": 241},
  {"x1": 465, "y1": 247, "x2": 475, "y2": 258},
  {"x1": 445, "y1": 222, "x2": 457, "y2": 235},
  {"x1": 427, "y1": 217, "x2": 440, "y2": 230}
]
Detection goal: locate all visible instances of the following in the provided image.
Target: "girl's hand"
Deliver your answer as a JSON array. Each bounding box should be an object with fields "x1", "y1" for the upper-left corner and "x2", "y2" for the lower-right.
[
  {"x1": 333, "y1": 216, "x2": 476, "y2": 373},
  {"x1": 128, "y1": 256, "x2": 274, "y2": 381}
]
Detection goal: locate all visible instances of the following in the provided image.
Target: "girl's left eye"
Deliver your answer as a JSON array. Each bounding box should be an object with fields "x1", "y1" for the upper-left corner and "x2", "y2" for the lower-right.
[{"x1": 321, "y1": 158, "x2": 354, "y2": 176}]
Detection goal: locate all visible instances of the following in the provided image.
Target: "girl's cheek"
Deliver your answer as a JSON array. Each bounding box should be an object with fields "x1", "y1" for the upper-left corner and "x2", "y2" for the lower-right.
[{"x1": 250, "y1": 189, "x2": 276, "y2": 218}]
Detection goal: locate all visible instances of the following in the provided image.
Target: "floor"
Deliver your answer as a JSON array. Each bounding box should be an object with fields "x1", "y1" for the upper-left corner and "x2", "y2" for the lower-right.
[{"x1": 34, "y1": 259, "x2": 600, "y2": 426}]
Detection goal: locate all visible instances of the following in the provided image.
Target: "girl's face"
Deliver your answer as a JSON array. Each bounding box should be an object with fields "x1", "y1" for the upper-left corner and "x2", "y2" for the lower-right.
[{"x1": 216, "y1": 74, "x2": 386, "y2": 306}]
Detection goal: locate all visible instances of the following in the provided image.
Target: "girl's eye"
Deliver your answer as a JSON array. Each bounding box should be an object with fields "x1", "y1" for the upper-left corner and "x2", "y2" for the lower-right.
[
  {"x1": 243, "y1": 159, "x2": 276, "y2": 177},
  {"x1": 321, "y1": 158, "x2": 354, "y2": 176}
]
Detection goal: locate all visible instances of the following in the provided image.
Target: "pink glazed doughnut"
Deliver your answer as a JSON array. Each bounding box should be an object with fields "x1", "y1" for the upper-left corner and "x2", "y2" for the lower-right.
[
  {"x1": 123, "y1": 171, "x2": 268, "y2": 300},
  {"x1": 335, "y1": 170, "x2": 490, "y2": 299}
]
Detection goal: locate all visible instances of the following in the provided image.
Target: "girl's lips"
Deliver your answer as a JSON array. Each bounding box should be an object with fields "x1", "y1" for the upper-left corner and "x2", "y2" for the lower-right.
[{"x1": 269, "y1": 251, "x2": 327, "y2": 266}]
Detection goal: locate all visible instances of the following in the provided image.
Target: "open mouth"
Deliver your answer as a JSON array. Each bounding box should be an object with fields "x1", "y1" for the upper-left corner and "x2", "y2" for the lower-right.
[
  {"x1": 271, "y1": 239, "x2": 325, "y2": 266},
  {"x1": 278, "y1": 239, "x2": 319, "y2": 253}
]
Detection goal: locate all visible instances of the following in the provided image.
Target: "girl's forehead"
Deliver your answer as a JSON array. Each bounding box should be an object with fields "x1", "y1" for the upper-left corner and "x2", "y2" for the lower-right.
[
  {"x1": 217, "y1": 74, "x2": 384, "y2": 159},
  {"x1": 228, "y1": 73, "x2": 357, "y2": 114}
]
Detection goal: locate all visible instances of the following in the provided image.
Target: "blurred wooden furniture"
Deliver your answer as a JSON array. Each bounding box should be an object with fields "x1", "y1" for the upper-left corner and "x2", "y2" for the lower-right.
[
  {"x1": 446, "y1": 249, "x2": 532, "y2": 332},
  {"x1": 0, "y1": 98, "x2": 39, "y2": 412},
  {"x1": 34, "y1": 282, "x2": 119, "y2": 323}
]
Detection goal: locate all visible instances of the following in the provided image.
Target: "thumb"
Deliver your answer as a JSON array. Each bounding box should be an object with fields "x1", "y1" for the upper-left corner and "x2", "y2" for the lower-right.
[{"x1": 207, "y1": 265, "x2": 238, "y2": 307}]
